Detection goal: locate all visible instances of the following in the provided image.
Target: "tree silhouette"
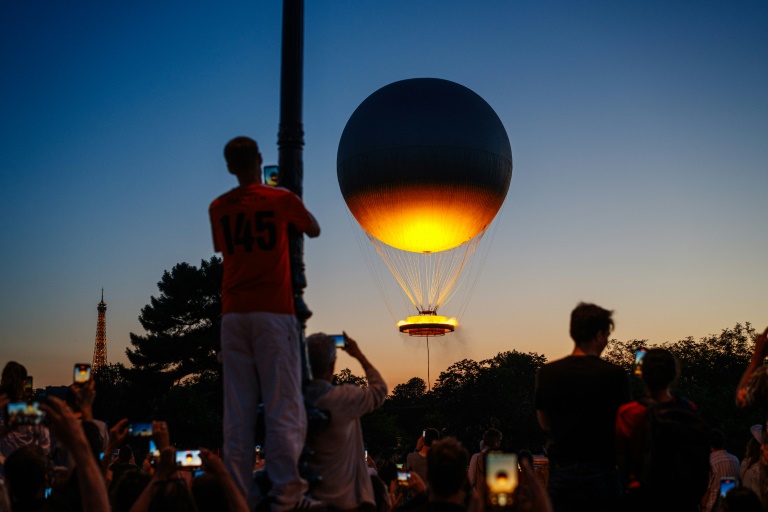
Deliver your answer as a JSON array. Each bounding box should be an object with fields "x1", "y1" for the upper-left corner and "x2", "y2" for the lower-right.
[{"x1": 126, "y1": 257, "x2": 222, "y2": 385}]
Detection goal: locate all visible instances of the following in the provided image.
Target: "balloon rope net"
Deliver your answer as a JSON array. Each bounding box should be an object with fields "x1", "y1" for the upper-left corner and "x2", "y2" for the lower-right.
[{"x1": 366, "y1": 230, "x2": 487, "y2": 313}]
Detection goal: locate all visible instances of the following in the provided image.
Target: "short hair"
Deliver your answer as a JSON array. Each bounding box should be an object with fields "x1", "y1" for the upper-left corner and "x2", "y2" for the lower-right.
[
  {"x1": 191, "y1": 473, "x2": 229, "y2": 512},
  {"x1": 223, "y1": 136, "x2": 260, "y2": 171},
  {"x1": 0, "y1": 361, "x2": 28, "y2": 401},
  {"x1": 710, "y1": 429, "x2": 726, "y2": 450},
  {"x1": 424, "y1": 428, "x2": 440, "y2": 447},
  {"x1": 570, "y1": 302, "x2": 614, "y2": 345},
  {"x1": 110, "y1": 469, "x2": 152, "y2": 512},
  {"x1": 722, "y1": 486, "x2": 762, "y2": 512},
  {"x1": 518, "y1": 449, "x2": 534, "y2": 467},
  {"x1": 4, "y1": 444, "x2": 49, "y2": 503},
  {"x1": 483, "y1": 428, "x2": 502, "y2": 449},
  {"x1": 118, "y1": 444, "x2": 134, "y2": 463},
  {"x1": 306, "y1": 333, "x2": 336, "y2": 378},
  {"x1": 427, "y1": 437, "x2": 469, "y2": 499},
  {"x1": 640, "y1": 348, "x2": 679, "y2": 392}
]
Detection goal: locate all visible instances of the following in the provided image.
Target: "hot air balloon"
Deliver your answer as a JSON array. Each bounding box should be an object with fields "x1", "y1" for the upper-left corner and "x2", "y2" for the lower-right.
[{"x1": 337, "y1": 78, "x2": 512, "y2": 336}]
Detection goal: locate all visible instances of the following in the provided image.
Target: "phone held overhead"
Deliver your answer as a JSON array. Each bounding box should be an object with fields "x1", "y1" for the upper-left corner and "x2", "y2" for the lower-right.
[
  {"x1": 176, "y1": 450, "x2": 203, "y2": 469},
  {"x1": 73, "y1": 363, "x2": 91, "y2": 384},
  {"x1": 486, "y1": 452, "x2": 518, "y2": 508},
  {"x1": 330, "y1": 334, "x2": 346, "y2": 349}
]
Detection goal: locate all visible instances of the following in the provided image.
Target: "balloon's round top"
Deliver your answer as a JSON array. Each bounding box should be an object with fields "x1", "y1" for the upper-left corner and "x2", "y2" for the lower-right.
[{"x1": 338, "y1": 78, "x2": 512, "y2": 253}]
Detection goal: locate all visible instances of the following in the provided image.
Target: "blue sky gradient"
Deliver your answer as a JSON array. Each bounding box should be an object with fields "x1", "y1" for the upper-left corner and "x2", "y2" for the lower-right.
[{"x1": 2, "y1": 1, "x2": 767, "y2": 387}]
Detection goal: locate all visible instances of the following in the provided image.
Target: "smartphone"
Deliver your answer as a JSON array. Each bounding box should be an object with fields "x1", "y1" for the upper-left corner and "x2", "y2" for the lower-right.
[
  {"x1": 263, "y1": 165, "x2": 279, "y2": 186},
  {"x1": 176, "y1": 450, "x2": 203, "y2": 468},
  {"x1": 149, "y1": 440, "x2": 160, "y2": 458},
  {"x1": 193, "y1": 469, "x2": 205, "y2": 478},
  {"x1": 73, "y1": 364, "x2": 91, "y2": 384},
  {"x1": 24, "y1": 376, "x2": 33, "y2": 398},
  {"x1": 719, "y1": 477, "x2": 737, "y2": 498},
  {"x1": 634, "y1": 348, "x2": 647, "y2": 376},
  {"x1": 486, "y1": 452, "x2": 518, "y2": 507},
  {"x1": 330, "y1": 334, "x2": 346, "y2": 349},
  {"x1": 255, "y1": 445, "x2": 262, "y2": 456},
  {"x1": 422, "y1": 430, "x2": 426, "y2": 438},
  {"x1": 128, "y1": 422, "x2": 153, "y2": 437},
  {"x1": 396, "y1": 471, "x2": 410, "y2": 486},
  {"x1": 364, "y1": 450, "x2": 368, "y2": 461},
  {"x1": 6, "y1": 401, "x2": 45, "y2": 426}
]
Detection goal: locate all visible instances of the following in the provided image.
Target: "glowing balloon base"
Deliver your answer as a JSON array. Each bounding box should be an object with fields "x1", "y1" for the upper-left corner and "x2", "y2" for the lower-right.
[{"x1": 397, "y1": 313, "x2": 457, "y2": 337}]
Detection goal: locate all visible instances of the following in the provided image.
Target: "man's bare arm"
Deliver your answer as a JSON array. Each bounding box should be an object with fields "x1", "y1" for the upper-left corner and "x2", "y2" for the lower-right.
[{"x1": 304, "y1": 213, "x2": 320, "y2": 238}]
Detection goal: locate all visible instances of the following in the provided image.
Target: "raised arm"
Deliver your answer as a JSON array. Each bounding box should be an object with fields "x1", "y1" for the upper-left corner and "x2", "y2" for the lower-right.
[
  {"x1": 304, "y1": 212, "x2": 320, "y2": 238},
  {"x1": 41, "y1": 397, "x2": 110, "y2": 512},
  {"x1": 737, "y1": 326, "x2": 768, "y2": 407},
  {"x1": 343, "y1": 332, "x2": 388, "y2": 410}
]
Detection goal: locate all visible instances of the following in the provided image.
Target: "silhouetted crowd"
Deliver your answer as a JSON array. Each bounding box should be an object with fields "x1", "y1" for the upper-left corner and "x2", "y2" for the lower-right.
[{"x1": 2, "y1": 305, "x2": 768, "y2": 512}]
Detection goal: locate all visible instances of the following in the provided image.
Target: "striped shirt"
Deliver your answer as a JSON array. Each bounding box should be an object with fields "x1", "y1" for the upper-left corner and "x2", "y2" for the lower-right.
[{"x1": 704, "y1": 450, "x2": 740, "y2": 511}]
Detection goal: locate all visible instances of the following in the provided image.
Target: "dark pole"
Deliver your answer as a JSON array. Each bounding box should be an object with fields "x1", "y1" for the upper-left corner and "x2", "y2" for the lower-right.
[{"x1": 278, "y1": 0, "x2": 312, "y2": 378}]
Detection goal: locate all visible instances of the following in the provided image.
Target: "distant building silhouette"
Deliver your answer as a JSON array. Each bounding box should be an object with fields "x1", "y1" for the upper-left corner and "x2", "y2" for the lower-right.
[{"x1": 92, "y1": 289, "x2": 108, "y2": 371}]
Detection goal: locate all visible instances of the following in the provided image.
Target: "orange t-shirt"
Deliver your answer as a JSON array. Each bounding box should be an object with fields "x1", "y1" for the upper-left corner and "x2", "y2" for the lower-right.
[{"x1": 209, "y1": 184, "x2": 313, "y2": 314}]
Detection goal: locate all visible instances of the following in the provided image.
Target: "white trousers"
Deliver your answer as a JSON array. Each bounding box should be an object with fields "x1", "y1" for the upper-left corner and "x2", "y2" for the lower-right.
[{"x1": 221, "y1": 312, "x2": 308, "y2": 510}]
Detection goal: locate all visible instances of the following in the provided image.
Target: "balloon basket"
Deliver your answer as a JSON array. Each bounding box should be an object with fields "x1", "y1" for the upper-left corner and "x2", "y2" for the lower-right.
[{"x1": 397, "y1": 314, "x2": 457, "y2": 337}]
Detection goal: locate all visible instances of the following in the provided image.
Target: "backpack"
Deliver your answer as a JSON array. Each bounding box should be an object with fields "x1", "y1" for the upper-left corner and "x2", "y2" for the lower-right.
[{"x1": 639, "y1": 397, "x2": 711, "y2": 500}]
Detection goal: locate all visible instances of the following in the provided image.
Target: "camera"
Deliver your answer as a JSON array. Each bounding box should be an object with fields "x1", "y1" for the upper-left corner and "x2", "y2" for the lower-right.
[
  {"x1": 330, "y1": 334, "x2": 346, "y2": 349},
  {"x1": 24, "y1": 376, "x2": 33, "y2": 400},
  {"x1": 263, "y1": 165, "x2": 279, "y2": 186},
  {"x1": 176, "y1": 450, "x2": 203, "y2": 469},
  {"x1": 7, "y1": 401, "x2": 46, "y2": 427},
  {"x1": 486, "y1": 452, "x2": 518, "y2": 507},
  {"x1": 73, "y1": 364, "x2": 91, "y2": 384},
  {"x1": 634, "y1": 348, "x2": 647, "y2": 376},
  {"x1": 128, "y1": 422, "x2": 153, "y2": 437},
  {"x1": 719, "y1": 477, "x2": 737, "y2": 498}
]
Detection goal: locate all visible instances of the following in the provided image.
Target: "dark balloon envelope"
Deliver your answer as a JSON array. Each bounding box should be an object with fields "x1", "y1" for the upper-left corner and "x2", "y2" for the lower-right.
[{"x1": 337, "y1": 78, "x2": 512, "y2": 253}]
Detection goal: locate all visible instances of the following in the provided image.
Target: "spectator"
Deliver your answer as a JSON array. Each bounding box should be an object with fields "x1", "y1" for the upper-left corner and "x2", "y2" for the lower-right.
[
  {"x1": 615, "y1": 348, "x2": 709, "y2": 512},
  {"x1": 704, "y1": 429, "x2": 741, "y2": 512},
  {"x1": 0, "y1": 362, "x2": 51, "y2": 475},
  {"x1": 40, "y1": 396, "x2": 110, "y2": 512},
  {"x1": 194, "y1": 449, "x2": 250, "y2": 512},
  {"x1": 3, "y1": 444, "x2": 50, "y2": 512},
  {"x1": 717, "y1": 486, "x2": 762, "y2": 512},
  {"x1": 534, "y1": 302, "x2": 630, "y2": 512},
  {"x1": 110, "y1": 469, "x2": 152, "y2": 512},
  {"x1": 209, "y1": 136, "x2": 320, "y2": 511},
  {"x1": 109, "y1": 444, "x2": 139, "y2": 492},
  {"x1": 740, "y1": 426, "x2": 762, "y2": 497},
  {"x1": 467, "y1": 429, "x2": 502, "y2": 494},
  {"x1": 425, "y1": 437, "x2": 470, "y2": 510},
  {"x1": 735, "y1": 325, "x2": 768, "y2": 508},
  {"x1": 304, "y1": 332, "x2": 388, "y2": 510},
  {"x1": 406, "y1": 429, "x2": 440, "y2": 484}
]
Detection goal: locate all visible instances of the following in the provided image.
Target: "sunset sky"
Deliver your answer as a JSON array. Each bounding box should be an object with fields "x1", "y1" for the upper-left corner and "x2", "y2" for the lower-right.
[{"x1": 2, "y1": 1, "x2": 767, "y2": 389}]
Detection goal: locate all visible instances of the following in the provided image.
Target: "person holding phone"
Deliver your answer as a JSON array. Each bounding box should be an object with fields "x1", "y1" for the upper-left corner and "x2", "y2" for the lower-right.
[
  {"x1": 0, "y1": 361, "x2": 50, "y2": 474},
  {"x1": 467, "y1": 429, "x2": 502, "y2": 493},
  {"x1": 304, "y1": 332, "x2": 387, "y2": 511},
  {"x1": 209, "y1": 136, "x2": 321, "y2": 512},
  {"x1": 736, "y1": 325, "x2": 768, "y2": 509},
  {"x1": 616, "y1": 348, "x2": 709, "y2": 512},
  {"x1": 407, "y1": 428, "x2": 440, "y2": 484}
]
